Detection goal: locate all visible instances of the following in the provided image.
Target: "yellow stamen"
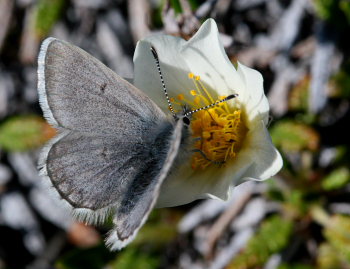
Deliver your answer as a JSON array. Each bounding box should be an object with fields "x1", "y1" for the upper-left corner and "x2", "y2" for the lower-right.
[
  {"x1": 189, "y1": 73, "x2": 216, "y2": 105},
  {"x1": 172, "y1": 100, "x2": 183, "y2": 106},
  {"x1": 202, "y1": 131, "x2": 211, "y2": 139},
  {"x1": 191, "y1": 76, "x2": 208, "y2": 104},
  {"x1": 170, "y1": 71, "x2": 247, "y2": 170},
  {"x1": 177, "y1": 94, "x2": 185, "y2": 100},
  {"x1": 190, "y1": 93, "x2": 247, "y2": 170},
  {"x1": 197, "y1": 79, "x2": 215, "y2": 104},
  {"x1": 194, "y1": 96, "x2": 201, "y2": 105}
]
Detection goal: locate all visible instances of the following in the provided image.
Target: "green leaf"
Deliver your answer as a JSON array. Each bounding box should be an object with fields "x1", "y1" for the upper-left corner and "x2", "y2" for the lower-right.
[
  {"x1": 324, "y1": 214, "x2": 350, "y2": 262},
  {"x1": 321, "y1": 167, "x2": 350, "y2": 191},
  {"x1": 313, "y1": 0, "x2": 350, "y2": 27},
  {"x1": 0, "y1": 115, "x2": 55, "y2": 152},
  {"x1": 129, "y1": 208, "x2": 181, "y2": 249},
  {"x1": 109, "y1": 248, "x2": 160, "y2": 269},
  {"x1": 283, "y1": 190, "x2": 310, "y2": 217},
  {"x1": 270, "y1": 120, "x2": 320, "y2": 152},
  {"x1": 317, "y1": 243, "x2": 345, "y2": 269},
  {"x1": 289, "y1": 76, "x2": 310, "y2": 112},
  {"x1": 169, "y1": 0, "x2": 182, "y2": 14},
  {"x1": 35, "y1": 0, "x2": 66, "y2": 37},
  {"x1": 228, "y1": 215, "x2": 293, "y2": 269},
  {"x1": 313, "y1": 0, "x2": 337, "y2": 20},
  {"x1": 330, "y1": 63, "x2": 350, "y2": 98},
  {"x1": 340, "y1": 0, "x2": 350, "y2": 24},
  {"x1": 132, "y1": 222, "x2": 177, "y2": 247},
  {"x1": 188, "y1": 0, "x2": 199, "y2": 10}
]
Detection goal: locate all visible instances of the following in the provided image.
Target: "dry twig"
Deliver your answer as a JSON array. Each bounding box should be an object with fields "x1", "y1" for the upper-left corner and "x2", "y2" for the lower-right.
[
  {"x1": 127, "y1": 0, "x2": 150, "y2": 43},
  {"x1": 205, "y1": 184, "x2": 254, "y2": 258},
  {"x1": 0, "y1": 0, "x2": 14, "y2": 52}
]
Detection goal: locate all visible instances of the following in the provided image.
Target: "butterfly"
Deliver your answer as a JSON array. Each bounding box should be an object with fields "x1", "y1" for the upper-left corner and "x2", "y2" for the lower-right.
[{"x1": 37, "y1": 37, "x2": 236, "y2": 250}]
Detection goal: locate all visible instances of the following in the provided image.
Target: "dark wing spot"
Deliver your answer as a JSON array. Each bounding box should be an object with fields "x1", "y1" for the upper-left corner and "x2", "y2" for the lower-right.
[
  {"x1": 100, "y1": 83, "x2": 107, "y2": 92},
  {"x1": 101, "y1": 147, "x2": 107, "y2": 159}
]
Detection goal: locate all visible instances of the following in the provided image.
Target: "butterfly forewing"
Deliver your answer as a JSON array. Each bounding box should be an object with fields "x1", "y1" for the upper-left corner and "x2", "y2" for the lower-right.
[{"x1": 38, "y1": 38, "x2": 166, "y2": 138}]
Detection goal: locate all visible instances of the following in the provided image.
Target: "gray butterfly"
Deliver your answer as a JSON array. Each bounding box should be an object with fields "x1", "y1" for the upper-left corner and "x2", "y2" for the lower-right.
[{"x1": 37, "y1": 38, "x2": 185, "y2": 250}]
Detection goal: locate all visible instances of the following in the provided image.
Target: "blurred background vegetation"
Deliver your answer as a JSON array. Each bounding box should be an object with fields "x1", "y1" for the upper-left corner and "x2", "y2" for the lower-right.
[{"x1": 0, "y1": 0, "x2": 350, "y2": 268}]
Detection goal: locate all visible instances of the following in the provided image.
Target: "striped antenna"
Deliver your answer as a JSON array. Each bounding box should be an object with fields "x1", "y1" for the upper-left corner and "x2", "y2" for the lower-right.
[
  {"x1": 184, "y1": 94, "x2": 238, "y2": 117},
  {"x1": 150, "y1": 46, "x2": 176, "y2": 117}
]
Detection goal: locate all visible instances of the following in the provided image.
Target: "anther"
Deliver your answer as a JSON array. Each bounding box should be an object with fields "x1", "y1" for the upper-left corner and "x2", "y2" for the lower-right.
[{"x1": 177, "y1": 94, "x2": 185, "y2": 100}]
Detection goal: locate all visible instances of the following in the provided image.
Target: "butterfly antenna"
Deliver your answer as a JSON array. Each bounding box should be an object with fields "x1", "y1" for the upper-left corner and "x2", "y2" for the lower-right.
[
  {"x1": 150, "y1": 46, "x2": 176, "y2": 117},
  {"x1": 184, "y1": 94, "x2": 238, "y2": 117}
]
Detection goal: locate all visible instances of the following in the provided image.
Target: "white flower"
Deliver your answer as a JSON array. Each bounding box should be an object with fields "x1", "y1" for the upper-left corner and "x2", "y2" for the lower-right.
[{"x1": 133, "y1": 19, "x2": 283, "y2": 207}]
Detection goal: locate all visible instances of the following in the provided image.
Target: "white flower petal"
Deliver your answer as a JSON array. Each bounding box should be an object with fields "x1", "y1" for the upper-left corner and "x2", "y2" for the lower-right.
[
  {"x1": 133, "y1": 35, "x2": 193, "y2": 112},
  {"x1": 237, "y1": 62, "x2": 270, "y2": 125},
  {"x1": 157, "y1": 151, "x2": 258, "y2": 207},
  {"x1": 156, "y1": 140, "x2": 255, "y2": 207},
  {"x1": 157, "y1": 121, "x2": 282, "y2": 207},
  {"x1": 134, "y1": 19, "x2": 246, "y2": 113},
  {"x1": 156, "y1": 159, "x2": 252, "y2": 207},
  {"x1": 237, "y1": 121, "x2": 283, "y2": 181},
  {"x1": 181, "y1": 19, "x2": 245, "y2": 98}
]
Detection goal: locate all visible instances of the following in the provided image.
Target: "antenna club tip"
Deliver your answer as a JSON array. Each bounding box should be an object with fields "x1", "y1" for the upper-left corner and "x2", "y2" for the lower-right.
[
  {"x1": 150, "y1": 46, "x2": 158, "y2": 58},
  {"x1": 227, "y1": 93, "x2": 239, "y2": 99}
]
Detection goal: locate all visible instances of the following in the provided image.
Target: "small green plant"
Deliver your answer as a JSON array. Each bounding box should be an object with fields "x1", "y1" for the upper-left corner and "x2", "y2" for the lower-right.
[
  {"x1": 270, "y1": 120, "x2": 319, "y2": 153},
  {"x1": 228, "y1": 215, "x2": 293, "y2": 269},
  {"x1": 289, "y1": 76, "x2": 310, "y2": 112},
  {"x1": 313, "y1": 0, "x2": 350, "y2": 27},
  {"x1": 109, "y1": 249, "x2": 160, "y2": 269},
  {"x1": 321, "y1": 167, "x2": 350, "y2": 191},
  {"x1": 35, "y1": 0, "x2": 66, "y2": 37},
  {"x1": 0, "y1": 115, "x2": 55, "y2": 151}
]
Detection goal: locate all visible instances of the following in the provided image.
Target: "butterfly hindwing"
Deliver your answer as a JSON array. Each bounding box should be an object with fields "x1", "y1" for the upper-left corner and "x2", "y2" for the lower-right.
[{"x1": 107, "y1": 119, "x2": 183, "y2": 250}]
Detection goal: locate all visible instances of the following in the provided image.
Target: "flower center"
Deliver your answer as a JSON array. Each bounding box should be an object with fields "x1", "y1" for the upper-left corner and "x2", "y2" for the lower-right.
[{"x1": 170, "y1": 73, "x2": 248, "y2": 170}]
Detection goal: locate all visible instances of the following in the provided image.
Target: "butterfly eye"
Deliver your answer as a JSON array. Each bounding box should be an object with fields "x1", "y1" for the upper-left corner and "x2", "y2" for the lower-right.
[{"x1": 182, "y1": 116, "x2": 190, "y2": 125}]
